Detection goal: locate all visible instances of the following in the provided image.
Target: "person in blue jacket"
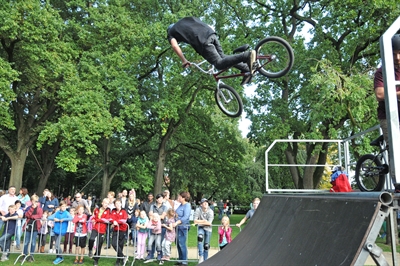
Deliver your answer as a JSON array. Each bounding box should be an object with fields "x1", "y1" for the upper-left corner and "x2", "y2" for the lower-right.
[
  {"x1": 48, "y1": 201, "x2": 73, "y2": 265},
  {"x1": 173, "y1": 191, "x2": 191, "y2": 266}
]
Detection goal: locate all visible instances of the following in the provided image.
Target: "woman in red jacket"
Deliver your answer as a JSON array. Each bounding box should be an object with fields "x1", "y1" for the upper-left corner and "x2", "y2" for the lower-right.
[
  {"x1": 88, "y1": 198, "x2": 111, "y2": 266},
  {"x1": 23, "y1": 195, "x2": 43, "y2": 262},
  {"x1": 111, "y1": 199, "x2": 128, "y2": 266}
]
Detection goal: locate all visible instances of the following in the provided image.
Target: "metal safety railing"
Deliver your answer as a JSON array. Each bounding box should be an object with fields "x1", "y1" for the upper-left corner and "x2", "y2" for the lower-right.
[
  {"x1": 264, "y1": 125, "x2": 392, "y2": 192},
  {"x1": 0, "y1": 218, "x2": 132, "y2": 265},
  {"x1": 265, "y1": 139, "x2": 343, "y2": 193},
  {"x1": 0, "y1": 216, "x2": 244, "y2": 265}
]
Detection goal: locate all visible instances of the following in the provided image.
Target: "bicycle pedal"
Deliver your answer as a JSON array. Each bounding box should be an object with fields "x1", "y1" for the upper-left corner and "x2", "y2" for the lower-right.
[{"x1": 252, "y1": 62, "x2": 259, "y2": 70}]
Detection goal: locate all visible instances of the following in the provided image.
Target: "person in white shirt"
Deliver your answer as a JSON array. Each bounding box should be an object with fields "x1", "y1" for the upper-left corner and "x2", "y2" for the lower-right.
[{"x1": 0, "y1": 186, "x2": 17, "y2": 230}]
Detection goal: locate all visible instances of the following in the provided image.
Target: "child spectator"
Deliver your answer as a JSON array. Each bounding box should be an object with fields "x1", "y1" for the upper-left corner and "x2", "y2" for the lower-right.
[
  {"x1": 111, "y1": 199, "x2": 128, "y2": 266},
  {"x1": 161, "y1": 208, "x2": 176, "y2": 262},
  {"x1": 64, "y1": 207, "x2": 75, "y2": 253},
  {"x1": 218, "y1": 216, "x2": 232, "y2": 250},
  {"x1": 48, "y1": 216, "x2": 56, "y2": 253},
  {"x1": 135, "y1": 210, "x2": 149, "y2": 260},
  {"x1": 38, "y1": 211, "x2": 50, "y2": 253},
  {"x1": 14, "y1": 200, "x2": 24, "y2": 250},
  {"x1": 0, "y1": 205, "x2": 18, "y2": 261},
  {"x1": 48, "y1": 201, "x2": 73, "y2": 265},
  {"x1": 88, "y1": 198, "x2": 112, "y2": 266},
  {"x1": 128, "y1": 208, "x2": 139, "y2": 246},
  {"x1": 23, "y1": 195, "x2": 43, "y2": 262},
  {"x1": 73, "y1": 205, "x2": 88, "y2": 264},
  {"x1": 49, "y1": 206, "x2": 61, "y2": 254},
  {"x1": 146, "y1": 213, "x2": 162, "y2": 262}
]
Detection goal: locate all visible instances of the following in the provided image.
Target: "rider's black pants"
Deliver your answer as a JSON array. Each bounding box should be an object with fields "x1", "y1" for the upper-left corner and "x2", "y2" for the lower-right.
[{"x1": 201, "y1": 34, "x2": 249, "y2": 72}]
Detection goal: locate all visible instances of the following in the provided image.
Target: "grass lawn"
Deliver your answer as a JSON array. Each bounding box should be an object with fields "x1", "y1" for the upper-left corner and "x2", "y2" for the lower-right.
[
  {"x1": 6, "y1": 214, "x2": 396, "y2": 265},
  {"x1": 376, "y1": 237, "x2": 400, "y2": 253},
  {"x1": 0, "y1": 254, "x2": 199, "y2": 266},
  {"x1": 186, "y1": 214, "x2": 243, "y2": 248}
]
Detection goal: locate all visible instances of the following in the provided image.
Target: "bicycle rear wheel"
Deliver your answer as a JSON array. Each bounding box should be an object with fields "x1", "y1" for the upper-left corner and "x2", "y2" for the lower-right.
[
  {"x1": 255, "y1": 36, "x2": 294, "y2": 78},
  {"x1": 214, "y1": 84, "x2": 243, "y2": 118},
  {"x1": 355, "y1": 154, "x2": 386, "y2": 192}
]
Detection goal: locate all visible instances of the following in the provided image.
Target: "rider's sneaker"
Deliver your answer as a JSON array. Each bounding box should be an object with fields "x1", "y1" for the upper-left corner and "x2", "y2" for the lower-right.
[{"x1": 247, "y1": 50, "x2": 256, "y2": 74}]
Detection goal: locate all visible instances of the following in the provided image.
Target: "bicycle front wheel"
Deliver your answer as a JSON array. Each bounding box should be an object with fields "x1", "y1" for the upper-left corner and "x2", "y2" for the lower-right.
[
  {"x1": 214, "y1": 84, "x2": 243, "y2": 118},
  {"x1": 255, "y1": 36, "x2": 294, "y2": 78},
  {"x1": 355, "y1": 154, "x2": 386, "y2": 192}
]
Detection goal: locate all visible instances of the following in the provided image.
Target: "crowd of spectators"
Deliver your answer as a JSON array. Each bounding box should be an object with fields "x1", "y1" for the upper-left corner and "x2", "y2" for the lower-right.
[{"x1": 0, "y1": 185, "x2": 258, "y2": 265}]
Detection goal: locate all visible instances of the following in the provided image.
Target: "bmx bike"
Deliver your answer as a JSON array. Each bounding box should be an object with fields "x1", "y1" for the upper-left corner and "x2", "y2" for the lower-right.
[
  {"x1": 190, "y1": 36, "x2": 294, "y2": 118},
  {"x1": 354, "y1": 135, "x2": 389, "y2": 191}
]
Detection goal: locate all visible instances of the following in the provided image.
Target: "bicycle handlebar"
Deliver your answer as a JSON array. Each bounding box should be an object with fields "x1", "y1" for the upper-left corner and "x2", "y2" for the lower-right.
[{"x1": 189, "y1": 60, "x2": 215, "y2": 75}]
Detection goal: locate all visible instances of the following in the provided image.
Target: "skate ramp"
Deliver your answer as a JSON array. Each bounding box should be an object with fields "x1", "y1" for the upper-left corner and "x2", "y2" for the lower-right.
[{"x1": 201, "y1": 193, "x2": 390, "y2": 266}]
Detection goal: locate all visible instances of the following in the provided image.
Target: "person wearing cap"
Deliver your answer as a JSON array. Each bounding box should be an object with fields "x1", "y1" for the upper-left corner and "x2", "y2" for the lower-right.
[
  {"x1": 374, "y1": 33, "x2": 400, "y2": 191},
  {"x1": 145, "y1": 193, "x2": 167, "y2": 261},
  {"x1": 193, "y1": 198, "x2": 214, "y2": 264}
]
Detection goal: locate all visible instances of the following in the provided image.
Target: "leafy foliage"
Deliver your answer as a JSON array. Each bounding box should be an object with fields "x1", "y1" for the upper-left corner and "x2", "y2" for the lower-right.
[{"x1": 1, "y1": 0, "x2": 400, "y2": 203}]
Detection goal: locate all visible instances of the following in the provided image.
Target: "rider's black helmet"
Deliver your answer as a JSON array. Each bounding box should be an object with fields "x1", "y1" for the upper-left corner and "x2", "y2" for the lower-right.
[{"x1": 392, "y1": 34, "x2": 400, "y2": 50}]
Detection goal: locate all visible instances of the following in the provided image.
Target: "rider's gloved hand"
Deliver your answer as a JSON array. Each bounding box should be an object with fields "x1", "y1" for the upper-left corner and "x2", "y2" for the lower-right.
[{"x1": 182, "y1": 61, "x2": 191, "y2": 68}]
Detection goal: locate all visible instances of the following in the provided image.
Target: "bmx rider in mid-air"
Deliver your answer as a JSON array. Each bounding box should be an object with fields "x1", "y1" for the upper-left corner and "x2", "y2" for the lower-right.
[{"x1": 167, "y1": 16, "x2": 256, "y2": 86}]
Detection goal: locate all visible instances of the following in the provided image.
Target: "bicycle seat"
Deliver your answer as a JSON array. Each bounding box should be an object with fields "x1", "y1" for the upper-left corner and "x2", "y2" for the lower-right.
[
  {"x1": 370, "y1": 135, "x2": 384, "y2": 147},
  {"x1": 233, "y1": 44, "x2": 249, "y2": 54}
]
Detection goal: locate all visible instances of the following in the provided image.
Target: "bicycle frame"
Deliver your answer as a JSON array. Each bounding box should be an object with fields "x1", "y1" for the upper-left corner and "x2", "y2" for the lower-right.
[
  {"x1": 190, "y1": 60, "x2": 244, "y2": 118},
  {"x1": 190, "y1": 60, "x2": 248, "y2": 85},
  {"x1": 191, "y1": 54, "x2": 275, "y2": 83},
  {"x1": 374, "y1": 140, "x2": 389, "y2": 173}
]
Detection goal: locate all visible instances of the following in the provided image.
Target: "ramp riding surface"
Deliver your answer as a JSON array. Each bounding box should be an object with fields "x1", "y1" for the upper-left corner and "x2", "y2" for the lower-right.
[{"x1": 201, "y1": 193, "x2": 387, "y2": 266}]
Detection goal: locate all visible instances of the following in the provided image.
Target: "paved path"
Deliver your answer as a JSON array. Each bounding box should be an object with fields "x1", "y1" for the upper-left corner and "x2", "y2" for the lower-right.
[{"x1": 364, "y1": 252, "x2": 399, "y2": 266}]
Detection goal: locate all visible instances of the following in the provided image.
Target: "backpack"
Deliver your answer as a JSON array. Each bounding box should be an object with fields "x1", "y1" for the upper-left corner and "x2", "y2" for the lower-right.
[{"x1": 330, "y1": 170, "x2": 352, "y2": 192}]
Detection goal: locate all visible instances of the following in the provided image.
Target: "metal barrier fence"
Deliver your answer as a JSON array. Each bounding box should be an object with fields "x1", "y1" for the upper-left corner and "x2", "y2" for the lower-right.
[
  {"x1": 0, "y1": 218, "x2": 242, "y2": 265},
  {"x1": 1, "y1": 218, "x2": 132, "y2": 265}
]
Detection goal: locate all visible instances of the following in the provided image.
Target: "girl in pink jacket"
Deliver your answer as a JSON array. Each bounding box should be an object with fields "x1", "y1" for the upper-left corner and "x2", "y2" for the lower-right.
[{"x1": 218, "y1": 216, "x2": 232, "y2": 250}]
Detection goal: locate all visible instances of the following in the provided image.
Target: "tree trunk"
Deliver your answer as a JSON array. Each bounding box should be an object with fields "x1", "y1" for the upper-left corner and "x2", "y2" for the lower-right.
[
  {"x1": 154, "y1": 143, "x2": 166, "y2": 195},
  {"x1": 152, "y1": 88, "x2": 200, "y2": 196},
  {"x1": 35, "y1": 141, "x2": 60, "y2": 195},
  {"x1": 101, "y1": 138, "x2": 112, "y2": 199},
  {"x1": 303, "y1": 166, "x2": 316, "y2": 188},
  {"x1": 101, "y1": 169, "x2": 112, "y2": 200},
  {"x1": 37, "y1": 172, "x2": 51, "y2": 197},
  {"x1": 8, "y1": 149, "x2": 28, "y2": 190},
  {"x1": 0, "y1": 154, "x2": 10, "y2": 190},
  {"x1": 285, "y1": 149, "x2": 300, "y2": 188}
]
